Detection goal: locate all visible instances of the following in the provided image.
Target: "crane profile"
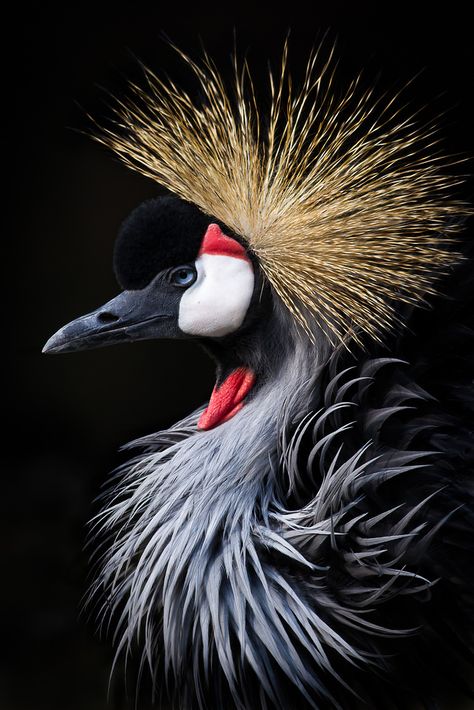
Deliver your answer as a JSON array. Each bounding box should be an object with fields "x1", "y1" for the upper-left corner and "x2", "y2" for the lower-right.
[{"x1": 43, "y1": 44, "x2": 473, "y2": 709}]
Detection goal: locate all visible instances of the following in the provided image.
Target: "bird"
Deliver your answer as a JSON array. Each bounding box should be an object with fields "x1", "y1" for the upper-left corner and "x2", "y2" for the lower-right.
[{"x1": 43, "y1": 43, "x2": 473, "y2": 710}]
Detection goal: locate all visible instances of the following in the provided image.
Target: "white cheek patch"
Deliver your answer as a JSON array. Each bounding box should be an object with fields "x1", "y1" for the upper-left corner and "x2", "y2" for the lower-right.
[{"x1": 178, "y1": 253, "x2": 254, "y2": 337}]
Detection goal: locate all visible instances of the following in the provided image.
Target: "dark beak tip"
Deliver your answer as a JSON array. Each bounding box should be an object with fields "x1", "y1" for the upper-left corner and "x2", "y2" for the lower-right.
[{"x1": 42, "y1": 333, "x2": 63, "y2": 354}]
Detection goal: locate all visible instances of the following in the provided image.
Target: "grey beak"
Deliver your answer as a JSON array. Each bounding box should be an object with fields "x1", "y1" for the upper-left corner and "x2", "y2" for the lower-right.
[{"x1": 43, "y1": 288, "x2": 175, "y2": 354}]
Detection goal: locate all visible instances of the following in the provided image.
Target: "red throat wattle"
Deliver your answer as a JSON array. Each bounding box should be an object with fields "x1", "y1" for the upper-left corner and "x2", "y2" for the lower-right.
[{"x1": 198, "y1": 367, "x2": 256, "y2": 431}]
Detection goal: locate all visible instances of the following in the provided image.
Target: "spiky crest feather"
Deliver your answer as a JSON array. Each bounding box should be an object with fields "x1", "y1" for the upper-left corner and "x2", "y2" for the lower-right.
[{"x1": 93, "y1": 41, "x2": 470, "y2": 344}]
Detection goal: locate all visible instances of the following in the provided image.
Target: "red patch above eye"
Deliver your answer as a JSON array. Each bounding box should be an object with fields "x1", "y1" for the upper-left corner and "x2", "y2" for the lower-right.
[{"x1": 198, "y1": 223, "x2": 250, "y2": 262}]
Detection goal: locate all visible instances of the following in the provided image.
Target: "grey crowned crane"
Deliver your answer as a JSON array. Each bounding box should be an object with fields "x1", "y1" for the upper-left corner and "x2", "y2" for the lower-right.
[{"x1": 43, "y1": 46, "x2": 474, "y2": 709}]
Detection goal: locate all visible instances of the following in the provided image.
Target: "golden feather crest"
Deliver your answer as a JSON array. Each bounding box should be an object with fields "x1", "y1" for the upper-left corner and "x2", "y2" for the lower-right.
[{"x1": 94, "y1": 42, "x2": 470, "y2": 344}]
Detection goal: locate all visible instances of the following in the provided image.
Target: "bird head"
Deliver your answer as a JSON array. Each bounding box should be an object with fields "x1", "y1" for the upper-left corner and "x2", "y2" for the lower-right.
[
  {"x1": 43, "y1": 45, "x2": 468, "y2": 398},
  {"x1": 43, "y1": 195, "x2": 265, "y2": 354}
]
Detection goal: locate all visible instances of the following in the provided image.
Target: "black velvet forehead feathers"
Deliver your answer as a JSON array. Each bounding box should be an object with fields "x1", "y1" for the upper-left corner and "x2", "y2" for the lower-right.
[{"x1": 114, "y1": 195, "x2": 214, "y2": 290}]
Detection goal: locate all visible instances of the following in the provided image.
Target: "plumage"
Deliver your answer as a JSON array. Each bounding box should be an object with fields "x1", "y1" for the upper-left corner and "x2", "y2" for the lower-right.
[
  {"x1": 93, "y1": 42, "x2": 470, "y2": 344},
  {"x1": 44, "y1": 42, "x2": 474, "y2": 709}
]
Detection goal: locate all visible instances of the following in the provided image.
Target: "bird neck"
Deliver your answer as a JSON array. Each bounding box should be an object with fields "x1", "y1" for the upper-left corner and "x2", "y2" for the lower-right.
[
  {"x1": 202, "y1": 282, "x2": 289, "y2": 378},
  {"x1": 198, "y1": 294, "x2": 292, "y2": 430}
]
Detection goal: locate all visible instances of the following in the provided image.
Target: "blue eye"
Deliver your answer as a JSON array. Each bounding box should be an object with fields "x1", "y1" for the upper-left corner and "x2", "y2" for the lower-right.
[{"x1": 169, "y1": 265, "x2": 197, "y2": 287}]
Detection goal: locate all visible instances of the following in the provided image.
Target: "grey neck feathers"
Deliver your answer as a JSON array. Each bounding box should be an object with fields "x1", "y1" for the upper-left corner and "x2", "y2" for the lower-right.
[
  {"x1": 91, "y1": 306, "x2": 438, "y2": 709},
  {"x1": 92, "y1": 309, "x2": 336, "y2": 706}
]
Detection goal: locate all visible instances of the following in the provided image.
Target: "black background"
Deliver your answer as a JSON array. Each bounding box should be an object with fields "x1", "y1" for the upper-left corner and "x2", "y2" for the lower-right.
[{"x1": 5, "y1": 3, "x2": 473, "y2": 709}]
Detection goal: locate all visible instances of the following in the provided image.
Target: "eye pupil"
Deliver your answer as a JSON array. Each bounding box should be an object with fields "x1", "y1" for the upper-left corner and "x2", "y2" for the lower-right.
[{"x1": 170, "y1": 265, "x2": 196, "y2": 287}]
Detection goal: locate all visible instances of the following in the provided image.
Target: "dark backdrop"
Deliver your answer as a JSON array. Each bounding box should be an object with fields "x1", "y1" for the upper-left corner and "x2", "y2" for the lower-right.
[{"x1": 5, "y1": 3, "x2": 473, "y2": 709}]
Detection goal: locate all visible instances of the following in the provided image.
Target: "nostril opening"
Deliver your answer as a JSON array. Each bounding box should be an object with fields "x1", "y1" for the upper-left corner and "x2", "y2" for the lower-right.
[{"x1": 97, "y1": 311, "x2": 120, "y2": 324}]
